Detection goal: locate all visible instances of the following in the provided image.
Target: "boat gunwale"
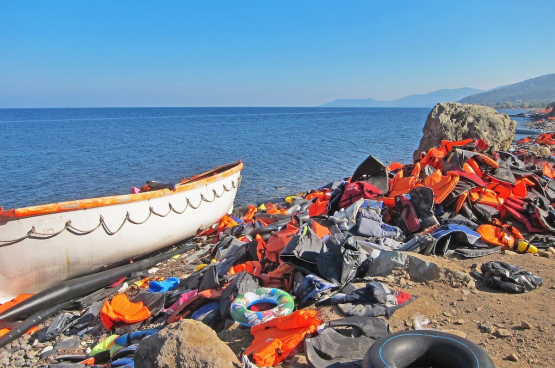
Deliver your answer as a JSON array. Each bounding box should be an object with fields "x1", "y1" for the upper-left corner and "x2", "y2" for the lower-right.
[{"x1": 1, "y1": 161, "x2": 243, "y2": 220}]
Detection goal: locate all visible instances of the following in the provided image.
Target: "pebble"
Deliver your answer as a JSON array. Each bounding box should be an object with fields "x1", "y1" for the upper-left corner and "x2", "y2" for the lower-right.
[
  {"x1": 507, "y1": 353, "x2": 519, "y2": 362},
  {"x1": 443, "y1": 312, "x2": 452, "y2": 317},
  {"x1": 0, "y1": 352, "x2": 8, "y2": 360},
  {"x1": 496, "y1": 328, "x2": 513, "y2": 338},
  {"x1": 479, "y1": 322, "x2": 495, "y2": 333},
  {"x1": 462, "y1": 290, "x2": 471, "y2": 296},
  {"x1": 21, "y1": 335, "x2": 31, "y2": 341},
  {"x1": 467, "y1": 280, "x2": 476, "y2": 289},
  {"x1": 521, "y1": 321, "x2": 532, "y2": 330},
  {"x1": 0, "y1": 358, "x2": 9, "y2": 366},
  {"x1": 25, "y1": 351, "x2": 38, "y2": 359},
  {"x1": 455, "y1": 319, "x2": 465, "y2": 325}
]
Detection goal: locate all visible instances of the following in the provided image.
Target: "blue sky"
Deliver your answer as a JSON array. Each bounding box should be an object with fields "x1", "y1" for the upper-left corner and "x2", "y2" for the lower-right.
[{"x1": 1, "y1": 1, "x2": 554, "y2": 107}]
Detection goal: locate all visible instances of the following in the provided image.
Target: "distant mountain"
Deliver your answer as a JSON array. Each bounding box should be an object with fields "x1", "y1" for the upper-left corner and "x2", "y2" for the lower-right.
[
  {"x1": 459, "y1": 73, "x2": 555, "y2": 107},
  {"x1": 319, "y1": 88, "x2": 484, "y2": 108}
]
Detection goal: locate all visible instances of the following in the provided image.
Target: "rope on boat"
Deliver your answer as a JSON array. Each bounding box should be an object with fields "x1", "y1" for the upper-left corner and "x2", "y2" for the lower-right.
[{"x1": 0, "y1": 177, "x2": 241, "y2": 247}]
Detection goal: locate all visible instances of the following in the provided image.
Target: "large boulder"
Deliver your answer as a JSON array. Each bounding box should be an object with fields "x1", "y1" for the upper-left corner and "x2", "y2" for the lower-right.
[
  {"x1": 134, "y1": 319, "x2": 240, "y2": 368},
  {"x1": 413, "y1": 103, "x2": 517, "y2": 161}
]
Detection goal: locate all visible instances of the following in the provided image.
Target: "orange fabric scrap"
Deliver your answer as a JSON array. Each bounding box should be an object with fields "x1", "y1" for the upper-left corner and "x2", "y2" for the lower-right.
[{"x1": 100, "y1": 294, "x2": 151, "y2": 330}]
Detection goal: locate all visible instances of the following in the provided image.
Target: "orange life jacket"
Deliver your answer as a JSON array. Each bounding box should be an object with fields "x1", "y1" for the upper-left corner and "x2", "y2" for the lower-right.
[
  {"x1": 264, "y1": 223, "x2": 299, "y2": 263},
  {"x1": 423, "y1": 170, "x2": 459, "y2": 204},
  {"x1": 242, "y1": 205, "x2": 258, "y2": 222},
  {"x1": 477, "y1": 219, "x2": 523, "y2": 248},
  {"x1": 228, "y1": 261, "x2": 260, "y2": 275},
  {"x1": 0, "y1": 294, "x2": 38, "y2": 338},
  {"x1": 246, "y1": 310, "x2": 321, "y2": 367},
  {"x1": 419, "y1": 147, "x2": 445, "y2": 170},
  {"x1": 543, "y1": 163, "x2": 555, "y2": 180},
  {"x1": 387, "y1": 162, "x2": 404, "y2": 171},
  {"x1": 100, "y1": 294, "x2": 151, "y2": 330},
  {"x1": 308, "y1": 198, "x2": 329, "y2": 217},
  {"x1": 441, "y1": 138, "x2": 474, "y2": 153},
  {"x1": 469, "y1": 188, "x2": 504, "y2": 209}
]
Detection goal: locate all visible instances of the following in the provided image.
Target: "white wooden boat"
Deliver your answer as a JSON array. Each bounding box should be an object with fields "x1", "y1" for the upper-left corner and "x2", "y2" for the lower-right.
[{"x1": 0, "y1": 161, "x2": 243, "y2": 303}]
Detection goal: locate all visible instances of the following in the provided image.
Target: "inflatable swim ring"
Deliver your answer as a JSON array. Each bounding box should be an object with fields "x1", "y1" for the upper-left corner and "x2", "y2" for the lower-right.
[
  {"x1": 230, "y1": 287, "x2": 294, "y2": 327},
  {"x1": 362, "y1": 330, "x2": 495, "y2": 368}
]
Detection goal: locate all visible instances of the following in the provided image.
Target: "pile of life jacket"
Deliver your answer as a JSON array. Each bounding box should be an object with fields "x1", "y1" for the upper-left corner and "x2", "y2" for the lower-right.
[{"x1": 4, "y1": 137, "x2": 554, "y2": 368}]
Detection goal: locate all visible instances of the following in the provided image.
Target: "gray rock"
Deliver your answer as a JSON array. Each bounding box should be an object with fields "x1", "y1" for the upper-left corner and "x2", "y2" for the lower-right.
[
  {"x1": 479, "y1": 322, "x2": 495, "y2": 333},
  {"x1": 25, "y1": 351, "x2": 38, "y2": 359},
  {"x1": 496, "y1": 328, "x2": 513, "y2": 338},
  {"x1": 413, "y1": 102, "x2": 516, "y2": 161},
  {"x1": 521, "y1": 321, "x2": 532, "y2": 330},
  {"x1": 366, "y1": 251, "x2": 408, "y2": 277},
  {"x1": 21, "y1": 335, "x2": 31, "y2": 341},
  {"x1": 406, "y1": 256, "x2": 442, "y2": 282},
  {"x1": 506, "y1": 353, "x2": 519, "y2": 362},
  {"x1": 39, "y1": 346, "x2": 57, "y2": 359},
  {"x1": 12, "y1": 358, "x2": 25, "y2": 367},
  {"x1": 135, "y1": 319, "x2": 240, "y2": 368},
  {"x1": 54, "y1": 337, "x2": 80, "y2": 350}
]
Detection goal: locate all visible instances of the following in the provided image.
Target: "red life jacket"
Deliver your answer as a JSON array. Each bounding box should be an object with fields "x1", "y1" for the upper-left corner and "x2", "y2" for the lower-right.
[{"x1": 338, "y1": 181, "x2": 382, "y2": 209}]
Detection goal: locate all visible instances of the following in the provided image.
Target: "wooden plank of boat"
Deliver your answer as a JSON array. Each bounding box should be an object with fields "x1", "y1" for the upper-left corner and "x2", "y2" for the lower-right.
[{"x1": 0, "y1": 161, "x2": 243, "y2": 303}]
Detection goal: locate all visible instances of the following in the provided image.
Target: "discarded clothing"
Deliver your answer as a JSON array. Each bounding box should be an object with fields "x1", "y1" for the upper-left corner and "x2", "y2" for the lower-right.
[
  {"x1": 147, "y1": 277, "x2": 180, "y2": 293},
  {"x1": 305, "y1": 316, "x2": 391, "y2": 368},
  {"x1": 355, "y1": 209, "x2": 402, "y2": 238},
  {"x1": 477, "y1": 261, "x2": 543, "y2": 293},
  {"x1": 315, "y1": 281, "x2": 415, "y2": 317},
  {"x1": 317, "y1": 233, "x2": 362, "y2": 286}
]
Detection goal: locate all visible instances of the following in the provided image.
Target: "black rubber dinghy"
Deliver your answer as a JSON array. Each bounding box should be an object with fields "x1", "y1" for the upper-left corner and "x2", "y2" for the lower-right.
[{"x1": 362, "y1": 330, "x2": 495, "y2": 368}]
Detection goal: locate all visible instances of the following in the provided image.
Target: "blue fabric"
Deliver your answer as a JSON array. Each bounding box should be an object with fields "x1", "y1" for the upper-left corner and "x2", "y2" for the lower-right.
[
  {"x1": 148, "y1": 277, "x2": 180, "y2": 293},
  {"x1": 111, "y1": 357, "x2": 135, "y2": 367},
  {"x1": 114, "y1": 329, "x2": 160, "y2": 347},
  {"x1": 432, "y1": 224, "x2": 480, "y2": 244},
  {"x1": 301, "y1": 274, "x2": 336, "y2": 306},
  {"x1": 191, "y1": 301, "x2": 220, "y2": 320},
  {"x1": 111, "y1": 344, "x2": 139, "y2": 359}
]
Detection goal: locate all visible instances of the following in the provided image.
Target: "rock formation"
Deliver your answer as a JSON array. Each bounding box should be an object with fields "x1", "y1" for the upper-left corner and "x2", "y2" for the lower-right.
[
  {"x1": 134, "y1": 319, "x2": 240, "y2": 368},
  {"x1": 413, "y1": 102, "x2": 517, "y2": 161}
]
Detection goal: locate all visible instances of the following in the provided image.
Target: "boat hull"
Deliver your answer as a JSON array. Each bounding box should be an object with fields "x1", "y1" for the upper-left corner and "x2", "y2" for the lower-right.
[{"x1": 0, "y1": 163, "x2": 242, "y2": 303}]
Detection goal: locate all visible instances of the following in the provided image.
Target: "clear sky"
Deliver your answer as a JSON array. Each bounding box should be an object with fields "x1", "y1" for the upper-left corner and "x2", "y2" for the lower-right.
[{"x1": 1, "y1": 1, "x2": 554, "y2": 107}]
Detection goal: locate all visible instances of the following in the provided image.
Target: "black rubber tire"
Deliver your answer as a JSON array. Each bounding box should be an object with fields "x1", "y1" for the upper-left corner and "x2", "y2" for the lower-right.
[{"x1": 362, "y1": 330, "x2": 495, "y2": 368}]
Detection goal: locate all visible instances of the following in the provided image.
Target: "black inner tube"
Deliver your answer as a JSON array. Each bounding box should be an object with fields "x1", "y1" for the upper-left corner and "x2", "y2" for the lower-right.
[{"x1": 363, "y1": 330, "x2": 495, "y2": 368}]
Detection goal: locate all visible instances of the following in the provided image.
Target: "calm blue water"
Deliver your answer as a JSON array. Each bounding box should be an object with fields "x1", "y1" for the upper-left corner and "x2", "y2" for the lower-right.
[{"x1": 0, "y1": 107, "x2": 431, "y2": 209}]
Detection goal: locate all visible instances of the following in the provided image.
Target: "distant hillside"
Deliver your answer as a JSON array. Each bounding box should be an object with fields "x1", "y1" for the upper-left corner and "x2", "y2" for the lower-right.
[
  {"x1": 320, "y1": 88, "x2": 483, "y2": 108},
  {"x1": 459, "y1": 73, "x2": 555, "y2": 108}
]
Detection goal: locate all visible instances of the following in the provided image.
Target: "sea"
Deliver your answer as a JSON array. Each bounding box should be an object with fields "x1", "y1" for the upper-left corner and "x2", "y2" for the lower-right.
[{"x1": 0, "y1": 107, "x2": 531, "y2": 210}]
